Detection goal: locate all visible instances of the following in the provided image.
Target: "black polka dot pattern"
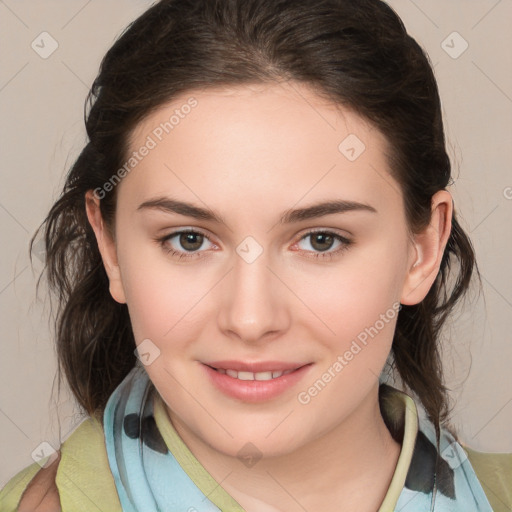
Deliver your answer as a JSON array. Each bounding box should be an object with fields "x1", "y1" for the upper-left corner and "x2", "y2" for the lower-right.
[
  {"x1": 405, "y1": 430, "x2": 455, "y2": 499},
  {"x1": 123, "y1": 413, "x2": 169, "y2": 455}
]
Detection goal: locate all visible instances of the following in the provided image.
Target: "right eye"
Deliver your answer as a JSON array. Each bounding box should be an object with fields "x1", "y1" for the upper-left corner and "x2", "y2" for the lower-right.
[{"x1": 157, "y1": 229, "x2": 216, "y2": 260}]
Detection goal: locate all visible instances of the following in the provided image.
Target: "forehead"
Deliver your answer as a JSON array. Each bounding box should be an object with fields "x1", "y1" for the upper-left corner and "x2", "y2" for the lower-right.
[{"x1": 120, "y1": 82, "x2": 401, "y2": 221}]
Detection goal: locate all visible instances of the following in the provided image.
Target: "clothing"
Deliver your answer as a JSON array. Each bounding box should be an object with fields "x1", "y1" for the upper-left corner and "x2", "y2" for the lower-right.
[{"x1": 1, "y1": 363, "x2": 511, "y2": 511}]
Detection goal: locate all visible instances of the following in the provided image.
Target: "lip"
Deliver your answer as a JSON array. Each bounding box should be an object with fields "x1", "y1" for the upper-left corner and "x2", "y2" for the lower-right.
[
  {"x1": 204, "y1": 360, "x2": 307, "y2": 372},
  {"x1": 201, "y1": 361, "x2": 313, "y2": 402}
]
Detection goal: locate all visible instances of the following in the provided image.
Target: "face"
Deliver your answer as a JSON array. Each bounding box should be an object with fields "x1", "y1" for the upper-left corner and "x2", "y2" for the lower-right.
[{"x1": 89, "y1": 81, "x2": 431, "y2": 459}]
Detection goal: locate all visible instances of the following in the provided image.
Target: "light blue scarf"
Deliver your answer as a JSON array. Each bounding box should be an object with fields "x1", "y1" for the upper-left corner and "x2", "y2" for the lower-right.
[{"x1": 104, "y1": 363, "x2": 494, "y2": 511}]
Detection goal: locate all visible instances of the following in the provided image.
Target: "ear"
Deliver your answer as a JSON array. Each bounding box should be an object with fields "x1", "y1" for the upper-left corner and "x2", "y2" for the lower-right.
[
  {"x1": 400, "y1": 190, "x2": 453, "y2": 305},
  {"x1": 85, "y1": 190, "x2": 127, "y2": 304}
]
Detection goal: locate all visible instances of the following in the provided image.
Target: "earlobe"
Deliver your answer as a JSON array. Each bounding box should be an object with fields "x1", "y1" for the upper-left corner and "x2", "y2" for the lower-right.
[
  {"x1": 400, "y1": 190, "x2": 453, "y2": 306},
  {"x1": 84, "y1": 190, "x2": 127, "y2": 304}
]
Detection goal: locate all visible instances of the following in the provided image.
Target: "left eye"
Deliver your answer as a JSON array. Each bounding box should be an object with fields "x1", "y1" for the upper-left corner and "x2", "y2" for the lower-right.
[
  {"x1": 300, "y1": 232, "x2": 338, "y2": 251},
  {"x1": 295, "y1": 231, "x2": 351, "y2": 258}
]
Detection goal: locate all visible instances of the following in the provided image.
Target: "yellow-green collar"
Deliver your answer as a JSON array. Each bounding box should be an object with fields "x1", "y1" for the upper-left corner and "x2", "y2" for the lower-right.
[{"x1": 152, "y1": 386, "x2": 419, "y2": 512}]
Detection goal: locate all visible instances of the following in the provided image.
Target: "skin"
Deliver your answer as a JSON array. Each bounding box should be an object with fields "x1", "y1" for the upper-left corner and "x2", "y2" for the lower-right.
[
  {"x1": 18, "y1": 451, "x2": 61, "y2": 511},
  {"x1": 85, "y1": 81, "x2": 452, "y2": 512}
]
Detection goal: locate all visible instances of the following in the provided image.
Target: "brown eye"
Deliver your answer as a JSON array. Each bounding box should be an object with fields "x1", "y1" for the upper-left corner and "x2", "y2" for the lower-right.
[
  {"x1": 295, "y1": 230, "x2": 352, "y2": 261},
  {"x1": 309, "y1": 233, "x2": 335, "y2": 252},
  {"x1": 158, "y1": 229, "x2": 214, "y2": 260},
  {"x1": 179, "y1": 232, "x2": 204, "y2": 251}
]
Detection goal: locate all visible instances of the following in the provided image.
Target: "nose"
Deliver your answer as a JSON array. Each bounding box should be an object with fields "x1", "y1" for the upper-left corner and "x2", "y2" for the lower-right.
[{"x1": 217, "y1": 245, "x2": 291, "y2": 344}]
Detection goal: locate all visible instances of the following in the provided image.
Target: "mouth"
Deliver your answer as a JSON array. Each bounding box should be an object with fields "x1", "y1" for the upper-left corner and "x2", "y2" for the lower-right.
[
  {"x1": 201, "y1": 361, "x2": 313, "y2": 402},
  {"x1": 205, "y1": 366, "x2": 298, "y2": 381}
]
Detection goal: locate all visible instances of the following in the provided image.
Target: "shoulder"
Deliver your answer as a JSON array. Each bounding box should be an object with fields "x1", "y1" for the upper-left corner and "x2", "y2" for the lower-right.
[
  {"x1": 462, "y1": 444, "x2": 512, "y2": 511},
  {"x1": 1, "y1": 416, "x2": 121, "y2": 512},
  {"x1": 17, "y1": 451, "x2": 61, "y2": 511},
  {"x1": 0, "y1": 451, "x2": 61, "y2": 512}
]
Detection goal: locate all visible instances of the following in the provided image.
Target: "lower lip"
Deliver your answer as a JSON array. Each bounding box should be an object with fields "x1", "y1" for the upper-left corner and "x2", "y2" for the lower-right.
[{"x1": 202, "y1": 363, "x2": 313, "y2": 402}]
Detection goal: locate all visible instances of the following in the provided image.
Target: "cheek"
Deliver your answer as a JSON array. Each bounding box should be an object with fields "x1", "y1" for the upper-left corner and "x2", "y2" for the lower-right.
[
  {"x1": 118, "y1": 245, "x2": 210, "y2": 345},
  {"x1": 288, "y1": 239, "x2": 406, "y2": 354},
  {"x1": 309, "y1": 255, "x2": 403, "y2": 313}
]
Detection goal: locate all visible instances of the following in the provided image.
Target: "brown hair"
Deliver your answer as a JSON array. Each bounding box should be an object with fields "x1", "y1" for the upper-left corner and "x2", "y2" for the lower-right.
[{"x1": 31, "y1": 0, "x2": 480, "y2": 440}]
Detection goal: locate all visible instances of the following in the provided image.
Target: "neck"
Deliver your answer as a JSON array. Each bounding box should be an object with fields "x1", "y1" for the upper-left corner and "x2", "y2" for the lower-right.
[{"x1": 169, "y1": 382, "x2": 402, "y2": 512}]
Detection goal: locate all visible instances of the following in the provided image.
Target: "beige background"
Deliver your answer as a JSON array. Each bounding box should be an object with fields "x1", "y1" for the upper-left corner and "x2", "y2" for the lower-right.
[{"x1": 1, "y1": 0, "x2": 511, "y2": 487}]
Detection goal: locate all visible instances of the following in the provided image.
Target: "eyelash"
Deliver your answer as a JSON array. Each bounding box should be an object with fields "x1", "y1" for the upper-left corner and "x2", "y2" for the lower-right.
[{"x1": 155, "y1": 229, "x2": 352, "y2": 261}]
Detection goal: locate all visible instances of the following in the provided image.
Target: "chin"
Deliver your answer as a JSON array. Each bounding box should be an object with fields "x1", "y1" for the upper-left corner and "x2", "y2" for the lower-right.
[{"x1": 203, "y1": 421, "x2": 309, "y2": 461}]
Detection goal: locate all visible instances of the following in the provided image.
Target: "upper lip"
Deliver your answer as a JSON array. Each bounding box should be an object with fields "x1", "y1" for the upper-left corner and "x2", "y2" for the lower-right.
[{"x1": 204, "y1": 360, "x2": 310, "y2": 372}]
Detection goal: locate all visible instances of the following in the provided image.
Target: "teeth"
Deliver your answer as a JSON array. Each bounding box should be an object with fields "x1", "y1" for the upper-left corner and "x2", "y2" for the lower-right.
[
  {"x1": 238, "y1": 371, "x2": 258, "y2": 380},
  {"x1": 217, "y1": 368, "x2": 295, "y2": 380}
]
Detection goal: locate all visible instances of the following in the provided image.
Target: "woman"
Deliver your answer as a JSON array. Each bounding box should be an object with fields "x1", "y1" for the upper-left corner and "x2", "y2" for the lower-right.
[{"x1": 1, "y1": 0, "x2": 511, "y2": 510}]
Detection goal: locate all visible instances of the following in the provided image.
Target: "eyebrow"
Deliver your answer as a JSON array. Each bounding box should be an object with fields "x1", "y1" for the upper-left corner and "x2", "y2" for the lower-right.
[{"x1": 137, "y1": 197, "x2": 377, "y2": 224}]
